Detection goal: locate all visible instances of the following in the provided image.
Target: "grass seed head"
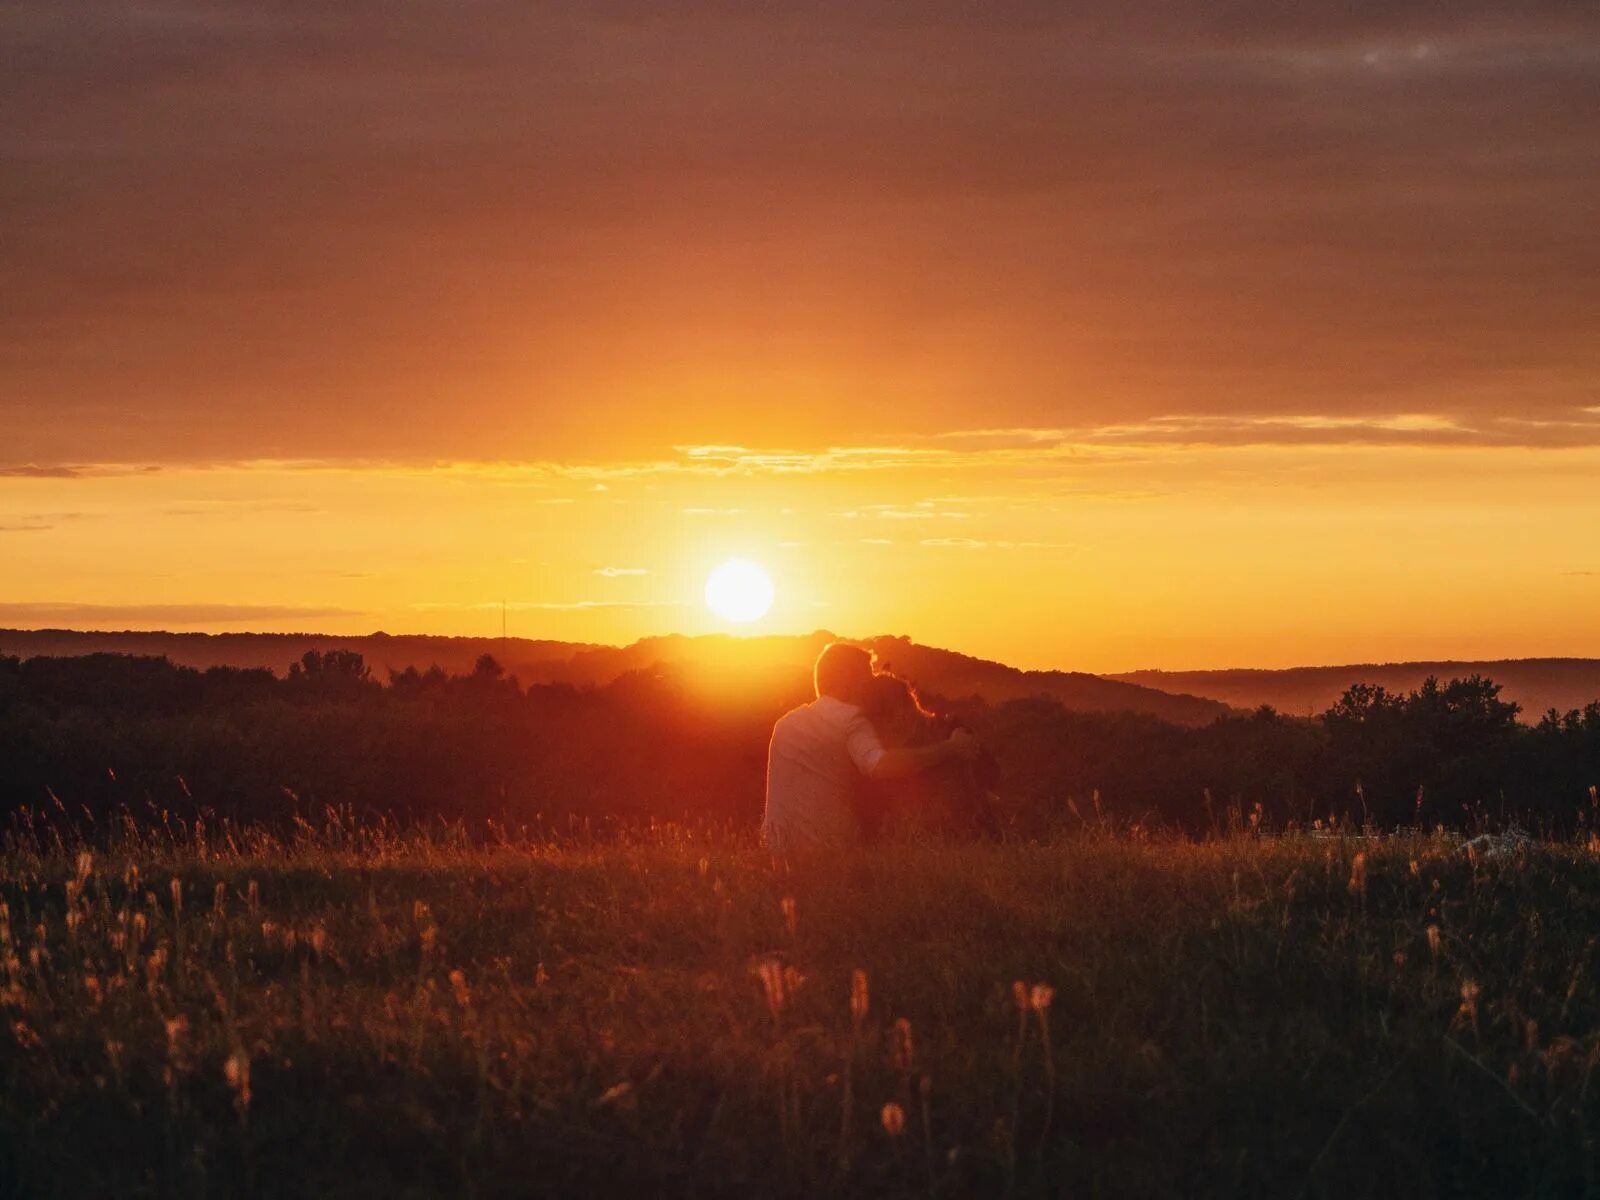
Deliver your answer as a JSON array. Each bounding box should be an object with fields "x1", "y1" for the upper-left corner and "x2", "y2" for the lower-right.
[
  {"x1": 1029, "y1": 983, "x2": 1055, "y2": 1012},
  {"x1": 1347, "y1": 852, "x2": 1368, "y2": 899},
  {"x1": 850, "y1": 968, "x2": 870, "y2": 1022},
  {"x1": 754, "y1": 959, "x2": 786, "y2": 1018},
  {"x1": 893, "y1": 1017, "x2": 914, "y2": 1071},
  {"x1": 224, "y1": 1048, "x2": 252, "y2": 1113}
]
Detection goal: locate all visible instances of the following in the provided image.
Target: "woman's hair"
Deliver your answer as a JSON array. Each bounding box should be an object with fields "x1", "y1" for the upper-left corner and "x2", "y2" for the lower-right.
[{"x1": 860, "y1": 671, "x2": 935, "y2": 746}]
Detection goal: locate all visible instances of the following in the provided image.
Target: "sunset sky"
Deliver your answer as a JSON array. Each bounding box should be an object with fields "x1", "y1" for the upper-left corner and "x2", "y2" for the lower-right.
[{"x1": 4, "y1": 2, "x2": 1598, "y2": 671}]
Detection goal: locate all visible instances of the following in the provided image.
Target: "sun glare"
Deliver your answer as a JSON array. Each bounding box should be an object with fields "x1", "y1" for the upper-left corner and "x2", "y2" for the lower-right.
[{"x1": 704, "y1": 559, "x2": 775, "y2": 623}]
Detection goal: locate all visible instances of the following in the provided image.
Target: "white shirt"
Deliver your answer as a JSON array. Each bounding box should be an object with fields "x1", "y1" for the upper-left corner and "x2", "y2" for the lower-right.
[{"x1": 761, "y1": 695, "x2": 887, "y2": 854}]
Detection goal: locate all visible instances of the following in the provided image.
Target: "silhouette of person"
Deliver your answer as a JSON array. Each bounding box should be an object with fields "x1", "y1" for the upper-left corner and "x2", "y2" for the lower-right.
[{"x1": 761, "y1": 642, "x2": 978, "y2": 854}]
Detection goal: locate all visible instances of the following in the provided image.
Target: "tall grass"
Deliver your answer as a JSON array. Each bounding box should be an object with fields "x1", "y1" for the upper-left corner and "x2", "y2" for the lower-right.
[{"x1": 1, "y1": 815, "x2": 1597, "y2": 1197}]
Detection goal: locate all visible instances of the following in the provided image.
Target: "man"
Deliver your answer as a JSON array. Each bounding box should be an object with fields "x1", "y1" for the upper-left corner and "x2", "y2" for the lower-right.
[{"x1": 761, "y1": 642, "x2": 979, "y2": 853}]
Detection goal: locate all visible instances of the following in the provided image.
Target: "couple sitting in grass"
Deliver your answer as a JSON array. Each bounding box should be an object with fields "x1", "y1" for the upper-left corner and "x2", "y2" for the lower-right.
[{"x1": 761, "y1": 642, "x2": 996, "y2": 853}]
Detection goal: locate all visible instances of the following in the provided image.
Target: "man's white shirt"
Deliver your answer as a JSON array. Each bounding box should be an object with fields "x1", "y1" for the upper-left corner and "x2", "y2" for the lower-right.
[{"x1": 761, "y1": 695, "x2": 886, "y2": 853}]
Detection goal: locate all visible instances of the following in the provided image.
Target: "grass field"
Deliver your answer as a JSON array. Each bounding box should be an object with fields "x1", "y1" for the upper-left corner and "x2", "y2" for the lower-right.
[{"x1": 2, "y1": 818, "x2": 1598, "y2": 1198}]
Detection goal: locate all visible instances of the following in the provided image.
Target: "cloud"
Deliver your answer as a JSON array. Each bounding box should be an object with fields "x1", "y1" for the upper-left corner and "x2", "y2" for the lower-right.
[
  {"x1": 0, "y1": 464, "x2": 161, "y2": 478},
  {"x1": 411, "y1": 600, "x2": 679, "y2": 612},
  {"x1": 921, "y1": 538, "x2": 1074, "y2": 550},
  {"x1": 0, "y1": 511, "x2": 92, "y2": 532},
  {"x1": 0, "y1": 603, "x2": 363, "y2": 627},
  {"x1": 3, "y1": 1, "x2": 1596, "y2": 466},
  {"x1": 0, "y1": 464, "x2": 82, "y2": 478},
  {"x1": 161, "y1": 500, "x2": 321, "y2": 516}
]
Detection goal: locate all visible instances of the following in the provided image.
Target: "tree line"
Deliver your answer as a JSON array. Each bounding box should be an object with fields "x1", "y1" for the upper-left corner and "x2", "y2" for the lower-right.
[{"x1": 1, "y1": 651, "x2": 1598, "y2": 835}]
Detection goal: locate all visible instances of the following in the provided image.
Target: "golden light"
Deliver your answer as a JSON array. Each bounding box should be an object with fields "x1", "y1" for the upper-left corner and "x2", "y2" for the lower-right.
[{"x1": 704, "y1": 558, "x2": 775, "y2": 623}]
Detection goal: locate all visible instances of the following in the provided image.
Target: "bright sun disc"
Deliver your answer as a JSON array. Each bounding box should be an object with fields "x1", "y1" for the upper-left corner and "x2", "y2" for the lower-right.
[{"x1": 704, "y1": 559, "x2": 774, "y2": 623}]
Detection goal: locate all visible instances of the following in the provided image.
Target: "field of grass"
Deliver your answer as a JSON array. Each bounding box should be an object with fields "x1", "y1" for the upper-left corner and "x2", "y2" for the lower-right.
[{"x1": 2, "y1": 818, "x2": 1599, "y2": 1198}]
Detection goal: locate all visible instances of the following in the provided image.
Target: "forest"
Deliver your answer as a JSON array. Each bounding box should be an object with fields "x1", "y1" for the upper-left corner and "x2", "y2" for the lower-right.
[{"x1": 3, "y1": 650, "x2": 1599, "y2": 837}]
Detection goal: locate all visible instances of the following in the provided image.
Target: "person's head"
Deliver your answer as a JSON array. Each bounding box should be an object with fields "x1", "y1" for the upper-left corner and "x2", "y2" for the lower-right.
[
  {"x1": 861, "y1": 671, "x2": 935, "y2": 745},
  {"x1": 813, "y1": 642, "x2": 875, "y2": 704}
]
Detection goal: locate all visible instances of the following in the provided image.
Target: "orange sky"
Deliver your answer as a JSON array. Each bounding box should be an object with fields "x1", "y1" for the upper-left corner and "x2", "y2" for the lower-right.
[{"x1": 3, "y1": 3, "x2": 1598, "y2": 671}]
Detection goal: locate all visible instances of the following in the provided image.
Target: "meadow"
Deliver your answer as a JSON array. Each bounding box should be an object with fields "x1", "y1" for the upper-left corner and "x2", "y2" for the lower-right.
[{"x1": 2, "y1": 815, "x2": 1598, "y2": 1199}]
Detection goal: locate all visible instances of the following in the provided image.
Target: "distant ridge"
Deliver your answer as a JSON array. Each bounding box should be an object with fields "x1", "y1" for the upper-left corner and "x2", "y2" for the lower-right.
[
  {"x1": 1110, "y1": 659, "x2": 1600, "y2": 720},
  {"x1": 0, "y1": 628, "x2": 592, "y2": 680},
  {"x1": 0, "y1": 627, "x2": 1231, "y2": 726}
]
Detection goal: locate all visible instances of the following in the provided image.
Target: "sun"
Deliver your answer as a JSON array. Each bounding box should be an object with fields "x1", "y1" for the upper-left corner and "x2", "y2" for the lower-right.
[{"x1": 704, "y1": 558, "x2": 774, "y2": 623}]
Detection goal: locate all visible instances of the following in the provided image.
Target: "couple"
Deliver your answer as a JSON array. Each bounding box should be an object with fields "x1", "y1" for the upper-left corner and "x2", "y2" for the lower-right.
[{"x1": 761, "y1": 642, "x2": 987, "y2": 854}]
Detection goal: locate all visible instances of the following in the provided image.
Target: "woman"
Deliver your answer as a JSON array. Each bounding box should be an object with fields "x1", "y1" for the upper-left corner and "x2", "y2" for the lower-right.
[{"x1": 853, "y1": 671, "x2": 998, "y2": 841}]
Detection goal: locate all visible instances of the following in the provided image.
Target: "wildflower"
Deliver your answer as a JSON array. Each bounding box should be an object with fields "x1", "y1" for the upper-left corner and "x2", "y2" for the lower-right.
[
  {"x1": 849, "y1": 969, "x2": 870, "y2": 1022},
  {"x1": 1029, "y1": 983, "x2": 1055, "y2": 1012},
  {"x1": 880, "y1": 1102, "x2": 906, "y2": 1137},
  {"x1": 780, "y1": 896, "x2": 797, "y2": 937},
  {"x1": 1347, "y1": 852, "x2": 1367, "y2": 899}
]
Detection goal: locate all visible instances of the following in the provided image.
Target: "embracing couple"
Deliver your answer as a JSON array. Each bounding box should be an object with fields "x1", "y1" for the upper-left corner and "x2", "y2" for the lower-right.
[{"x1": 761, "y1": 642, "x2": 988, "y2": 854}]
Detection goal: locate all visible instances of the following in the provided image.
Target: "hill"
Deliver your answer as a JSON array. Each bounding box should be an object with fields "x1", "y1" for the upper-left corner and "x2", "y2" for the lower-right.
[
  {"x1": 1110, "y1": 658, "x2": 1600, "y2": 720},
  {"x1": 0, "y1": 627, "x2": 1230, "y2": 726}
]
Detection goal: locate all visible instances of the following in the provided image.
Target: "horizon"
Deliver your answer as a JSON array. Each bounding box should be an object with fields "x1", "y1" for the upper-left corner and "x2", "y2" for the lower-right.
[{"x1": 8, "y1": 621, "x2": 1600, "y2": 681}]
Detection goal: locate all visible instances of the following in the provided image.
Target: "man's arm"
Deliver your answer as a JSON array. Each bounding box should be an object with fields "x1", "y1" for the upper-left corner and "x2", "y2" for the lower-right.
[{"x1": 863, "y1": 729, "x2": 980, "y2": 781}]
